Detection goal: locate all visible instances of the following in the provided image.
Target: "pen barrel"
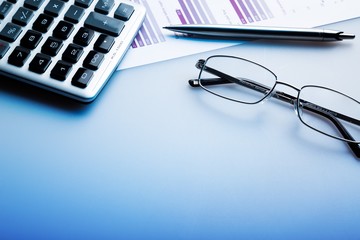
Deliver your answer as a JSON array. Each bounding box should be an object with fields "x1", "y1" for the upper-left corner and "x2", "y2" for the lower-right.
[
  {"x1": 166, "y1": 25, "x2": 347, "y2": 41},
  {"x1": 229, "y1": 28, "x2": 330, "y2": 41}
]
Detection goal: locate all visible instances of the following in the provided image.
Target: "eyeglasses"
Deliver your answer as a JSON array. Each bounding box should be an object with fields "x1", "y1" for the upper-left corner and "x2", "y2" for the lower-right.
[{"x1": 189, "y1": 55, "x2": 360, "y2": 158}]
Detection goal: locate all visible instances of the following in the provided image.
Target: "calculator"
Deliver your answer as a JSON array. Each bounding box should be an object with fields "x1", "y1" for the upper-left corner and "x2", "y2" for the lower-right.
[{"x1": 0, "y1": 0, "x2": 146, "y2": 102}]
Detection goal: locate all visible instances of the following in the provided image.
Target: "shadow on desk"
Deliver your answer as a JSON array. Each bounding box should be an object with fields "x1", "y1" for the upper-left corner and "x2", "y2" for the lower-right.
[{"x1": 0, "y1": 76, "x2": 98, "y2": 114}]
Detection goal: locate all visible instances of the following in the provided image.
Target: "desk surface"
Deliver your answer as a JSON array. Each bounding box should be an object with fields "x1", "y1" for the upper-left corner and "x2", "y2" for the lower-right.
[{"x1": 1, "y1": 17, "x2": 360, "y2": 240}]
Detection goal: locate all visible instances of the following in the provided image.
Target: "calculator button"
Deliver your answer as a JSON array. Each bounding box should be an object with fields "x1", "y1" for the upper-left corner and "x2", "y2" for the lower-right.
[
  {"x1": 50, "y1": 60, "x2": 72, "y2": 81},
  {"x1": 95, "y1": 0, "x2": 114, "y2": 15},
  {"x1": 44, "y1": 0, "x2": 65, "y2": 17},
  {"x1": 94, "y1": 34, "x2": 114, "y2": 53},
  {"x1": 20, "y1": 30, "x2": 43, "y2": 50},
  {"x1": 73, "y1": 27, "x2": 94, "y2": 46},
  {"x1": 0, "y1": 40, "x2": 10, "y2": 59},
  {"x1": 33, "y1": 14, "x2": 54, "y2": 33},
  {"x1": 53, "y1": 20, "x2": 74, "y2": 40},
  {"x1": 83, "y1": 50, "x2": 104, "y2": 70},
  {"x1": 84, "y1": 12, "x2": 124, "y2": 37},
  {"x1": 29, "y1": 53, "x2": 52, "y2": 74},
  {"x1": 12, "y1": 7, "x2": 34, "y2": 26},
  {"x1": 75, "y1": 0, "x2": 94, "y2": 8},
  {"x1": 41, "y1": 37, "x2": 63, "y2": 56},
  {"x1": 8, "y1": 46, "x2": 31, "y2": 67},
  {"x1": 24, "y1": 0, "x2": 45, "y2": 10},
  {"x1": 0, "y1": 23, "x2": 22, "y2": 42},
  {"x1": 0, "y1": 1, "x2": 13, "y2": 19},
  {"x1": 64, "y1": 5, "x2": 85, "y2": 23},
  {"x1": 114, "y1": 3, "x2": 134, "y2": 21},
  {"x1": 72, "y1": 68, "x2": 93, "y2": 88},
  {"x1": 62, "y1": 43, "x2": 83, "y2": 63}
]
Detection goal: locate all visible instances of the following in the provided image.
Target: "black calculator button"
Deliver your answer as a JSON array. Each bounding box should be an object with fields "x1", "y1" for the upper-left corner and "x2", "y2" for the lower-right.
[
  {"x1": 75, "y1": 0, "x2": 94, "y2": 8},
  {"x1": 0, "y1": 40, "x2": 10, "y2": 59},
  {"x1": 24, "y1": 0, "x2": 45, "y2": 10},
  {"x1": 33, "y1": 14, "x2": 54, "y2": 33},
  {"x1": 83, "y1": 50, "x2": 104, "y2": 70},
  {"x1": 62, "y1": 43, "x2": 83, "y2": 63},
  {"x1": 41, "y1": 37, "x2": 63, "y2": 56},
  {"x1": 72, "y1": 68, "x2": 93, "y2": 88},
  {"x1": 114, "y1": 3, "x2": 134, "y2": 21},
  {"x1": 95, "y1": 0, "x2": 114, "y2": 14},
  {"x1": 29, "y1": 53, "x2": 52, "y2": 74},
  {"x1": 53, "y1": 20, "x2": 74, "y2": 40},
  {"x1": 12, "y1": 7, "x2": 34, "y2": 26},
  {"x1": 0, "y1": 1, "x2": 13, "y2": 19},
  {"x1": 51, "y1": 60, "x2": 72, "y2": 81},
  {"x1": 84, "y1": 12, "x2": 124, "y2": 37},
  {"x1": 20, "y1": 30, "x2": 42, "y2": 50},
  {"x1": 44, "y1": 0, "x2": 65, "y2": 17},
  {"x1": 94, "y1": 34, "x2": 114, "y2": 53},
  {"x1": 73, "y1": 27, "x2": 94, "y2": 46},
  {"x1": 0, "y1": 22, "x2": 22, "y2": 42},
  {"x1": 64, "y1": 5, "x2": 85, "y2": 23},
  {"x1": 8, "y1": 46, "x2": 31, "y2": 67}
]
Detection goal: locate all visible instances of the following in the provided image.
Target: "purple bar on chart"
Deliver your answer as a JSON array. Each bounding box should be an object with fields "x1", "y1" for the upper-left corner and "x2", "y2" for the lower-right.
[
  {"x1": 140, "y1": 0, "x2": 166, "y2": 42},
  {"x1": 135, "y1": 34, "x2": 144, "y2": 47},
  {"x1": 193, "y1": 0, "x2": 210, "y2": 24},
  {"x1": 178, "y1": 0, "x2": 194, "y2": 24},
  {"x1": 139, "y1": 26, "x2": 152, "y2": 45},
  {"x1": 176, "y1": 9, "x2": 187, "y2": 24},
  {"x1": 259, "y1": 0, "x2": 274, "y2": 18},
  {"x1": 245, "y1": 0, "x2": 260, "y2": 21},
  {"x1": 237, "y1": 0, "x2": 253, "y2": 23},
  {"x1": 142, "y1": 17, "x2": 159, "y2": 44},
  {"x1": 252, "y1": 0, "x2": 267, "y2": 20},
  {"x1": 131, "y1": 41, "x2": 138, "y2": 48},
  {"x1": 229, "y1": 0, "x2": 247, "y2": 24},
  {"x1": 201, "y1": 0, "x2": 216, "y2": 24},
  {"x1": 186, "y1": 0, "x2": 202, "y2": 24}
]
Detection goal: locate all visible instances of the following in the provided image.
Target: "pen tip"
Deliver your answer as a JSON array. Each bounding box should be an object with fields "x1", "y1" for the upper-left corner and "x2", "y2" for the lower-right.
[{"x1": 338, "y1": 32, "x2": 355, "y2": 40}]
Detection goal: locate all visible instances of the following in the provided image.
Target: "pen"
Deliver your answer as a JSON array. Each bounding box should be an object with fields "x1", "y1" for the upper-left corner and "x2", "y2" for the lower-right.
[{"x1": 163, "y1": 24, "x2": 355, "y2": 42}]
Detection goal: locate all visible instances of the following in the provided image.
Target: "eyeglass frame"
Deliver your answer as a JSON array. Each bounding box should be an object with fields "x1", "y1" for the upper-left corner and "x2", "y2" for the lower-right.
[{"x1": 189, "y1": 55, "x2": 360, "y2": 158}]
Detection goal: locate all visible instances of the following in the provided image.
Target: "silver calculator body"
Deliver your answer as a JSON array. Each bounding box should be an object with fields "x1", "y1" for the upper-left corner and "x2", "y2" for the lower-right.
[{"x1": 0, "y1": 0, "x2": 146, "y2": 102}]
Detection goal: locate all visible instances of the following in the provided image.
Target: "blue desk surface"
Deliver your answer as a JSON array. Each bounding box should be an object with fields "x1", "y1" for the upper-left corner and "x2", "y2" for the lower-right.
[{"x1": 1, "y1": 18, "x2": 360, "y2": 239}]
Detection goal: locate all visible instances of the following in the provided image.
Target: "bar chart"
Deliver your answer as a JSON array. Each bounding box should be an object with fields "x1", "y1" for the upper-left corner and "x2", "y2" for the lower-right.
[{"x1": 130, "y1": 0, "x2": 274, "y2": 49}]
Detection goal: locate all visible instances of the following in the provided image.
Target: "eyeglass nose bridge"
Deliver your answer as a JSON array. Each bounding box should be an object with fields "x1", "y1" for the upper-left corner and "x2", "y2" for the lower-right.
[{"x1": 266, "y1": 81, "x2": 301, "y2": 107}]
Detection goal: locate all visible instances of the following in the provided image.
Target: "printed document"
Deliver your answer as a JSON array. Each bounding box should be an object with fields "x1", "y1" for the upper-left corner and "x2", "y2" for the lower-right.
[{"x1": 118, "y1": 0, "x2": 360, "y2": 69}]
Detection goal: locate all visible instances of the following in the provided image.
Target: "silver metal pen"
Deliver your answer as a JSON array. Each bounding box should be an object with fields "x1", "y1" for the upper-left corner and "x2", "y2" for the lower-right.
[{"x1": 163, "y1": 24, "x2": 355, "y2": 41}]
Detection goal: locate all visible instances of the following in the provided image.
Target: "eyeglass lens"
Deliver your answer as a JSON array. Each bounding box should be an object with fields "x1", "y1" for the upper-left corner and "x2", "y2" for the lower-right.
[
  {"x1": 298, "y1": 86, "x2": 360, "y2": 142},
  {"x1": 198, "y1": 56, "x2": 277, "y2": 104}
]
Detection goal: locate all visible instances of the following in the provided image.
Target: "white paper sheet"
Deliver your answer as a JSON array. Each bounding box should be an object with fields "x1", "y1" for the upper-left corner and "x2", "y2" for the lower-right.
[{"x1": 118, "y1": 0, "x2": 360, "y2": 70}]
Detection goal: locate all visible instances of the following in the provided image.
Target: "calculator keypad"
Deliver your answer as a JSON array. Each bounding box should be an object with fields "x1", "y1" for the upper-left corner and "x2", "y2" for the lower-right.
[{"x1": 0, "y1": 0, "x2": 146, "y2": 102}]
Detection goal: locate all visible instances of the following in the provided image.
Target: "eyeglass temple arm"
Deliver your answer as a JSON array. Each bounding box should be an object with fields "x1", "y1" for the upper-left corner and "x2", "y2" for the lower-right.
[
  {"x1": 190, "y1": 63, "x2": 360, "y2": 157},
  {"x1": 302, "y1": 104, "x2": 360, "y2": 158}
]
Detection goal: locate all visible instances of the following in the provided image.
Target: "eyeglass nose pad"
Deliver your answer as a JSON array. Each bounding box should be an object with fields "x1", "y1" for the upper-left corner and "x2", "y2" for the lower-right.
[
  {"x1": 260, "y1": 90, "x2": 274, "y2": 104},
  {"x1": 294, "y1": 99, "x2": 303, "y2": 116}
]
